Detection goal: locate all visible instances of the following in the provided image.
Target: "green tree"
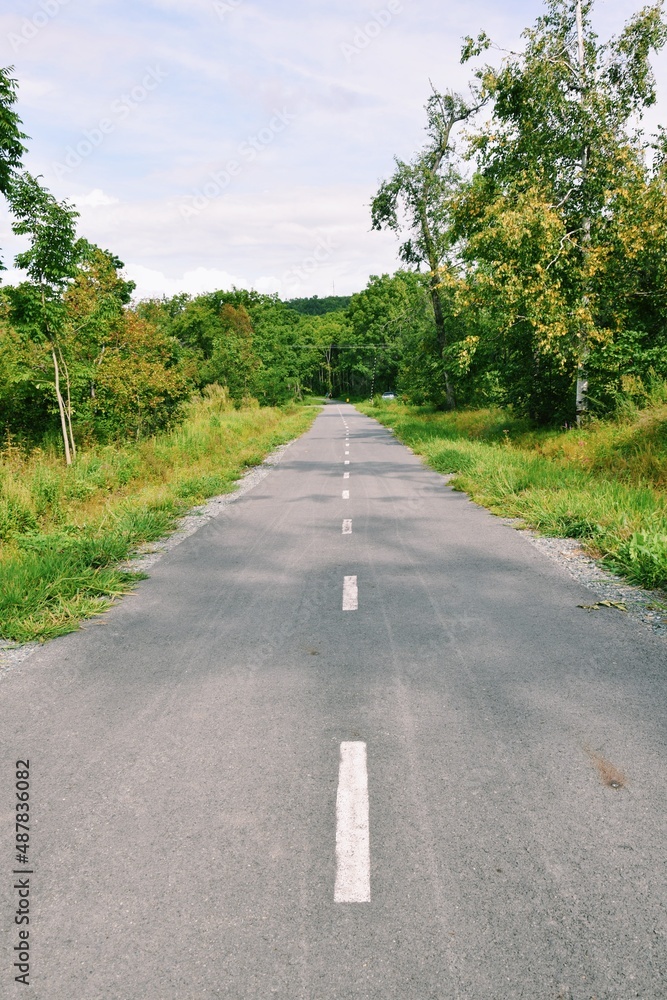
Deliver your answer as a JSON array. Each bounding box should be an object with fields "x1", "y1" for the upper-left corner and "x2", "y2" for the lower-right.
[
  {"x1": 0, "y1": 65, "x2": 27, "y2": 270},
  {"x1": 9, "y1": 173, "x2": 80, "y2": 462},
  {"x1": 371, "y1": 89, "x2": 483, "y2": 408},
  {"x1": 453, "y1": 181, "x2": 581, "y2": 421},
  {"x1": 584, "y1": 139, "x2": 667, "y2": 406},
  {"x1": 245, "y1": 295, "x2": 316, "y2": 403},
  {"x1": 60, "y1": 242, "x2": 137, "y2": 436},
  {"x1": 205, "y1": 304, "x2": 261, "y2": 401},
  {"x1": 286, "y1": 295, "x2": 352, "y2": 316},
  {"x1": 345, "y1": 273, "x2": 428, "y2": 400},
  {"x1": 460, "y1": 0, "x2": 667, "y2": 420},
  {"x1": 93, "y1": 309, "x2": 190, "y2": 439}
]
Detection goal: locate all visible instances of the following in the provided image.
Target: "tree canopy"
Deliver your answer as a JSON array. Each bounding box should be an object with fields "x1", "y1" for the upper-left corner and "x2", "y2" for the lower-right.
[{"x1": 1, "y1": 2, "x2": 667, "y2": 459}]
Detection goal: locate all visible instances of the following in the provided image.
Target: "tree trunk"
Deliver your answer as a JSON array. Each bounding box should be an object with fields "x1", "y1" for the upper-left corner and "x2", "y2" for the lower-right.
[
  {"x1": 42, "y1": 286, "x2": 74, "y2": 464},
  {"x1": 575, "y1": 0, "x2": 591, "y2": 426},
  {"x1": 51, "y1": 347, "x2": 72, "y2": 466},
  {"x1": 57, "y1": 341, "x2": 76, "y2": 460}
]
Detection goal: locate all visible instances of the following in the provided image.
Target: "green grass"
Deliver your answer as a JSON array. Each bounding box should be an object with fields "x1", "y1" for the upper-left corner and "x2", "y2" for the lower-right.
[
  {"x1": 0, "y1": 387, "x2": 319, "y2": 642},
  {"x1": 358, "y1": 400, "x2": 667, "y2": 593}
]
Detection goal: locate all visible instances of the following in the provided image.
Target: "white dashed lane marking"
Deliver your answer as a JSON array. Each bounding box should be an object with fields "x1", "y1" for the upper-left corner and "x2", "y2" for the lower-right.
[
  {"x1": 344, "y1": 472, "x2": 350, "y2": 479},
  {"x1": 342, "y1": 576, "x2": 358, "y2": 611},
  {"x1": 342, "y1": 491, "x2": 350, "y2": 500},
  {"x1": 344, "y1": 460, "x2": 350, "y2": 466},
  {"x1": 334, "y1": 742, "x2": 370, "y2": 903},
  {"x1": 342, "y1": 520, "x2": 352, "y2": 534}
]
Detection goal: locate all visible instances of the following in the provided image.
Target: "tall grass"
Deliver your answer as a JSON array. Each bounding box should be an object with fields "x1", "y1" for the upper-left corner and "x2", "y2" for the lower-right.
[
  {"x1": 359, "y1": 400, "x2": 667, "y2": 592},
  {"x1": 0, "y1": 387, "x2": 319, "y2": 642}
]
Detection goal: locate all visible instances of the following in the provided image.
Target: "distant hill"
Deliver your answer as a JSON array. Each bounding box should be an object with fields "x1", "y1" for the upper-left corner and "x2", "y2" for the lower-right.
[{"x1": 287, "y1": 295, "x2": 352, "y2": 316}]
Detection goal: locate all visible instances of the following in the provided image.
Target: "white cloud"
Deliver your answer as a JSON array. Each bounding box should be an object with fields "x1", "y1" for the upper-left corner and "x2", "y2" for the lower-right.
[
  {"x1": 12, "y1": 76, "x2": 55, "y2": 105},
  {"x1": 71, "y1": 188, "x2": 119, "y2": 207},
  {"x1": 1, "y1": 0, "x2": 664, "y2": 300},
  {"x1": 0, "y1": 267, "x2": 28, "y2": 288},
  {"x1": 125, "y1": 264, "x2": 249, "y2": 300}
]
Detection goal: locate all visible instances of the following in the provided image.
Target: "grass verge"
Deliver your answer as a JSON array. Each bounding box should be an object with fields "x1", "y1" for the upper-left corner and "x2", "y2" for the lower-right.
[
  {"x1": 358, "y1": 400, "x2": 667, "y2": 593},
  {"x1": 1, "y1": 388, "x2": 319, "y2": 643}
]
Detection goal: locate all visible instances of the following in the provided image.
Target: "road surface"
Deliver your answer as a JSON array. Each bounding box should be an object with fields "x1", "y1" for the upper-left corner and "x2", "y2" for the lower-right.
[{"x1": 1, "y1": 402, "x2": 666, "y2": 999}]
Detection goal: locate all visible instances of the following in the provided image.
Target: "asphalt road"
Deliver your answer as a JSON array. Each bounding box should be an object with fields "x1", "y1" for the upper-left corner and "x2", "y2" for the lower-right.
[{"x1": 2, "y1": 402, "x2": 666, "y2": 999}]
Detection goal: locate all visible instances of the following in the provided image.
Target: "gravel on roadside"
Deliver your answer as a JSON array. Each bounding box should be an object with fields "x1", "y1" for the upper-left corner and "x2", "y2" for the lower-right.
[
  {"x1": 439, "y1": 468, "x2": 667, "y2": 639},
  {"x1": 503, "y1": 519, "x2": 667, "y2": 640}
]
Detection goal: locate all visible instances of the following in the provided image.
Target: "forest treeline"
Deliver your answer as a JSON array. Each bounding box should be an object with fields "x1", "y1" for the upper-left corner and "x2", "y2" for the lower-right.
[{"x1": 1, "y1": 0, "x2": 667, "y2": 464}]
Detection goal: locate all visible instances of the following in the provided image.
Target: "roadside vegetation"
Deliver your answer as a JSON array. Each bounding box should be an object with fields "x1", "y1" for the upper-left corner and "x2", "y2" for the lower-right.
[
  {"x1": 360, "y1": 395, "x2": 667, "y2": 593},
  {"x1": 0, "y1": 390, "x2": 317, "y2": 643}
]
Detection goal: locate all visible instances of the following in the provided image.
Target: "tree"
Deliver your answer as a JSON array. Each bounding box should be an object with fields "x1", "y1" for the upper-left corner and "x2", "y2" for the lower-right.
[
  {"x1": 371, "y1": 88, "x2": 484, "y2": 408},
  {"x1": 460, "y1": 0, "x2": 667, "y2": 421},
  {"x1": 92, "y1": 310, "x2": 191, "y2": 439},
  {"x1": 60, "y1": 242, "x2": 138, "y2": 436},
  {"x1": 9, "y1": 173, "x2": 80, "y2": 462},
  {"x1": 584, "y1": 137, "x2": 667, "y2": 407},
  {"x1": 205, "y1": 304, "x2": 261, "y2": 401},
  {"x1": 0, "y1": 65, "x2": 28, "y2": 269},
  {"x1": 287, "y1": 295, "x2": 352, "y2": 316},
  {"x1": 345, "y1": 273, "x2": 428, "y2": 400},
  {"x1": 455, "y1": 182, "x2": 580, "y2": 420}
]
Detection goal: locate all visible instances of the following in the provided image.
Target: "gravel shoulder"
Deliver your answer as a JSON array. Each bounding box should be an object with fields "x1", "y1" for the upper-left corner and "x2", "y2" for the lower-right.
[
  {"x1": 517, "y1": 526, "x2": 667, "y2": 639},
  {"x1": 434, "y1": 468, "x2": 667, "y2": 643}
]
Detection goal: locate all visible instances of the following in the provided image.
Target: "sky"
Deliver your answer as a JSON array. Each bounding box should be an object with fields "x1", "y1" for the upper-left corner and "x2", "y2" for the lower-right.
[{"x1": 0, "y1": 0, "x2": 665, "y2": 301}]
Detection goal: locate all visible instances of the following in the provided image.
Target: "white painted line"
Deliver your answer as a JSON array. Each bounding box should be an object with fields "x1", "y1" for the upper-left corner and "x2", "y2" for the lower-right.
[
  {"x1": 342, "y1": 575, "x2": 358, "y2": 611},
  {"x1": 342, "y1": 519, "x2": 352, "y2": 534},
  {"x1": 345, "y1": 450, "x2": 350, "y2": 455},
  {"x1": 342, "y1": 490, "x2": 350, "y2": 499},
  {"x1": 343, "y1": 472, "x2": 350, "y2": 479},
  {"x1": 344, "y1": 460, "x2": 350, "y2": 465},
  {"x1": 334, "y1": 742, "x2": 370, "y2": 903}
]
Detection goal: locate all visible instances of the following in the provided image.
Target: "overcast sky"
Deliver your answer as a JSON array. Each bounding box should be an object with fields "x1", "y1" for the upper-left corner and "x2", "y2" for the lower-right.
[{"x1": 1, "y1": 0, "x2": 665, "y2": 301}]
